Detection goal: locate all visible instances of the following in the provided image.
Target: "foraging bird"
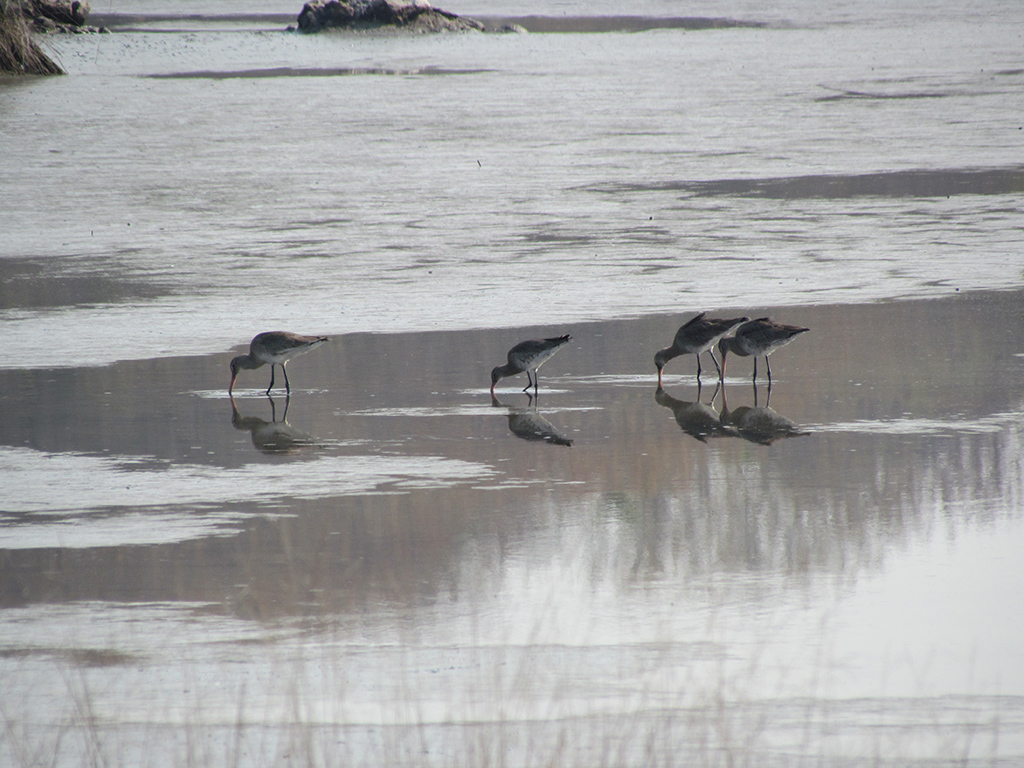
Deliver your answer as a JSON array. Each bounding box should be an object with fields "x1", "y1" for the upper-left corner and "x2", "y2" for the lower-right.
[
  {"x1": 717, "y1": 318, "x2": 808, "y2": 384},
  {"x1": 490, "y1": 334, "x2": 572, "y2": 394},
  {"x1": 654, "y1": 312, "x2": 749, "y2": 384},
  {"x1": 228, "y1": 331, "x2": 329, "y2": 395}
]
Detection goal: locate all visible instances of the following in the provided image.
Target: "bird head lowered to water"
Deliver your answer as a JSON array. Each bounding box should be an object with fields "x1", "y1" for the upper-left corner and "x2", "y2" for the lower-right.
[
  {"x1": 653, "y1": 349, "x2": 669, "y2": 375},
  {"x1": 654, "y1": 313, "x2": 749, "y2": 384},
  {"x1": 490, "y1": 334, "x2": 572, "y2": 394},
  {"x1": 717, "y1": 317, "x2": 808, "y2": 383},
  {"x1": 489, "y1": 365, "x2": 505, "y2": 392},
  {"x1": 228, "y1": 331, "x2": 329, "y2": 395},
  {"x1": 228, "y1": 353, "x2": 264, "y2": 394}
]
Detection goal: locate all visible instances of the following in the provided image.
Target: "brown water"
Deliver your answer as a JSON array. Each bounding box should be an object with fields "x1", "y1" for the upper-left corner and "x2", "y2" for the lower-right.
[{"x1": 2, "y1": 288, "x2": 1023, "y2": 766}]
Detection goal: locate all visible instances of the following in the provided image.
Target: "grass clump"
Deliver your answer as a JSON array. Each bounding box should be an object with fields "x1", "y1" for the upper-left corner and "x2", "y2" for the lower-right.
[{"x1": 0, "y1": 0, "x2": 64, "y2": 75}]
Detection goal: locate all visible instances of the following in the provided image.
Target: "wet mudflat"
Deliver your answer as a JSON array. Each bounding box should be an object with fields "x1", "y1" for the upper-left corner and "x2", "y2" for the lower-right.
[{"x1": 2, "y1": 288, "x2": 1023, "y2": 766}]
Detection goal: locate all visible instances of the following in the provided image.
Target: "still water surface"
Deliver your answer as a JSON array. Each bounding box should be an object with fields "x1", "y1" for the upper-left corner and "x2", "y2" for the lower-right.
[
  {"x1": 3, "y1": 293, "x2": 1023, "y2": 765},
  {"x1": 2, "y1": 0, "x2": 1023, "y2": 764}
]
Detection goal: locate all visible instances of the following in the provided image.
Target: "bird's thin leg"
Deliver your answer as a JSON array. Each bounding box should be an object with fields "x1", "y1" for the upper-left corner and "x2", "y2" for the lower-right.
[
  {"x1": 522, "y1": 370, "x2": 533, "y2": 393},
  {"x1": 282, "y1": 364, "x2": 291, "y2": 395},
  {"x1": 266, "y1": 365, "x2": 276, "y2": 395},
  {"x1": 533, "y1": 370, "x2": 540, "y2": 395},
  {"x1": 708, "y1": 349, "x2": 722, "y2": 376},
  {"x1": 696, "y1": 355, "x2": 703, "y2": 379},
  {"x1": 765, "y1": 356, "x2": 772, "y2": 385},
  {"x1": 751, "y1": 358, "x2": 758, "y2": 384}
]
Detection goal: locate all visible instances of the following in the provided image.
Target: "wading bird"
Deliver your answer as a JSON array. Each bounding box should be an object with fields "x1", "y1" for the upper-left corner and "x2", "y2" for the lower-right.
[
  {"x1": 490, "y1": 334, "x2": 572, "y2": 394},
  {"x1": 654, "y1": 312, "x2": 749, "y2": 384},
  {"x1": 228, "y1": 331, "x2": 329, "y2": 395},
  {"x1": 717, "y1": 318, "x2": 808, "y2": 384}
]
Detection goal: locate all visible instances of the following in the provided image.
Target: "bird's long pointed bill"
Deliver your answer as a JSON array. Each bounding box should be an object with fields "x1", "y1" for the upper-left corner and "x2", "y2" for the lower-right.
[{"x1": 229, "y1": 374, "x2": 237, "y2": 394}]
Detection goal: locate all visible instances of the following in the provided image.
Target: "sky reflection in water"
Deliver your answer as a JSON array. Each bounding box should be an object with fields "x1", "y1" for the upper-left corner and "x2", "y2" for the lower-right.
[{"x1": 1, "y1": 291, "x2": 1023, "y2": 764}]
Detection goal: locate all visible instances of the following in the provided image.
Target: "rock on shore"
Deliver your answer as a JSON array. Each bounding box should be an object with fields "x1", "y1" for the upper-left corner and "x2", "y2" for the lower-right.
[
  {"x1": 15, "y1": 0, "x2": 104, "y2": 33},
  {"x1": 296, "y1": 0, "x2": 485, "y2": 33}
]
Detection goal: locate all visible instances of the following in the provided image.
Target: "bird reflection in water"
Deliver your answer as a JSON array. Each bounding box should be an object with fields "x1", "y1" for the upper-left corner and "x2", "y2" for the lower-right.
[
  {"x1": 655, "y1": 380, "x2": 738, "y2": 442},
  {"x1": 229, "y1": 395, "x2": 319, "y2": 454},
  {"x1": 491, "y1": 393, "x2": 573, "y2": 447},
  {"x1": 718, "y1": 381, "x2": 809, "y2": 446}
]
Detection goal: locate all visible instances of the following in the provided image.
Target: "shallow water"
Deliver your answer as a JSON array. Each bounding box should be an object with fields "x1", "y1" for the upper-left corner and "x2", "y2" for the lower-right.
[
  {"x1": 2, "y1": 0, "x2": 1023, "y2": 369},
  {"x1": 2, "y1": 290, "x2": 1024, "y2": 765},
  {"x1": 2, "y1": 0, "x2": 1024, "y2": 764}
]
